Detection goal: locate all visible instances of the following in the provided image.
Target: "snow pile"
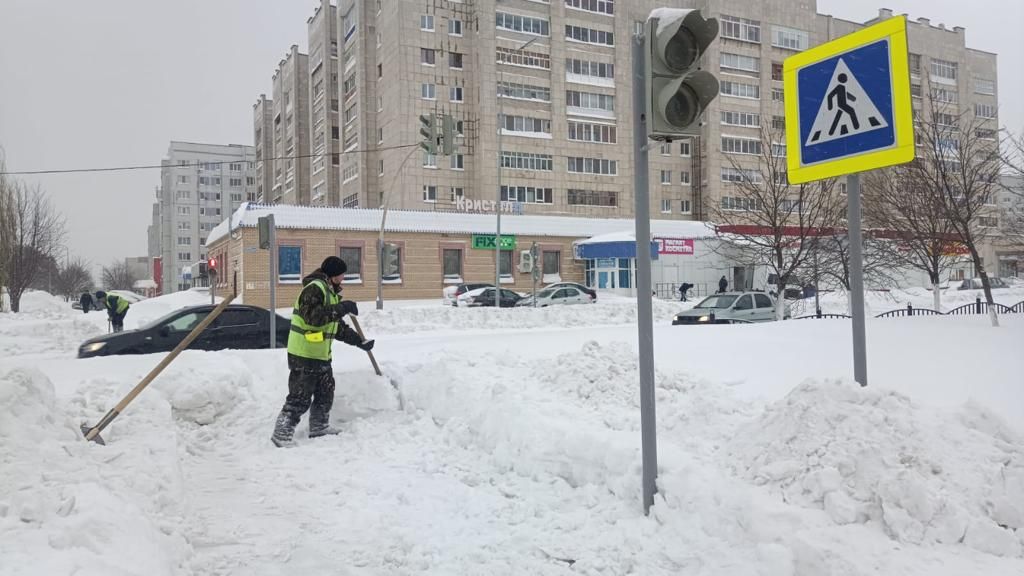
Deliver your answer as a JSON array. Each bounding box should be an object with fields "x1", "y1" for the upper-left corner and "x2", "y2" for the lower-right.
[
  {"x1": 0, "y1": 367, "x2": 190, "y2": 575},
  {"x1": 727, "y1": 380, "x2": 1024, "y2": 557},
  {"x1": 127, "y1": 288, "x2": 218, "y2": 328},
  {"x1": 359, "y1": 298, "x2": 690, "y2": 335}
]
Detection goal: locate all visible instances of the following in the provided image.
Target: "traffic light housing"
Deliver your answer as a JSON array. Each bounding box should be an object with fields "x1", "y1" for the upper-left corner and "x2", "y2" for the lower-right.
[
  {"x1": 441, "y1": 114, "x2": 457, "y2": 156},
  {"x1": 645, "y1": 10, "x2": 720, "y2": 140},
  {"x1": 207, "y1": 257, "x2": 218, "y2": 274},
  {"x1": 381, "y1": 242, "x2": 400, "y2": 277},
  {"x1": 419, "y1": 113, "x2": 437, "y2": 155}
]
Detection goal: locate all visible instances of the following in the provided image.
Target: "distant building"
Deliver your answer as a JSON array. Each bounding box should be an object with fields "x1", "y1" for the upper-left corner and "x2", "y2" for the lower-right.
[
  {"x1": 271, "y1": 45, "x2": 311, "y2": 205},
  {"x1": 307, "y1": 0, "x2": 341, "y2": 205}
]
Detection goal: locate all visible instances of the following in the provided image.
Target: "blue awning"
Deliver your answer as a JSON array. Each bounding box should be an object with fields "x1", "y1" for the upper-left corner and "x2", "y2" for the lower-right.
[{"x1": 577, "y1": 240, "x2": 659, "y2": 260}]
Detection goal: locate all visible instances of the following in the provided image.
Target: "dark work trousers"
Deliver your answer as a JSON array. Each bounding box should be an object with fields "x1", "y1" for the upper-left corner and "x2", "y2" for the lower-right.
[
  {"x1": 110, "y1": 311, "x2": 127, "y2": 332},
  {"x1": 273, "y1": 365, "x2": 336, "y2": 440}
]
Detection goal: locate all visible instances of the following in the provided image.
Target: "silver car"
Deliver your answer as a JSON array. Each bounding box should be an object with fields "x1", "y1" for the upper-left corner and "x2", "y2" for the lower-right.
[{"x1": 672, "y1": 291, "x2": 785, "y2": 325}]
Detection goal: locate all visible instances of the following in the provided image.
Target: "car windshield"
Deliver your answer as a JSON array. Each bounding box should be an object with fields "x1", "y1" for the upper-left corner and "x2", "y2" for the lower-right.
[
  {"x1": 694, "y1": 295, "x2": 738, "y2": 309},
  {"x1": 536, "y1": 289, "x2": 556, "y2": 299}
]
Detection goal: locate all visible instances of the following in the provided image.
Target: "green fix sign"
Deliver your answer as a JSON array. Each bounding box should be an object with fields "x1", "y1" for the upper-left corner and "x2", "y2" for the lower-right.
[{"x1": 472, "y1": 234, "x2": 516, "y2": 250}]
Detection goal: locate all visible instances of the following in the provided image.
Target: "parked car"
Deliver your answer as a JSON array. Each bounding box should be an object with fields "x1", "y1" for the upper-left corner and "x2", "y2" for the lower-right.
[
  {"x1": 672, "y1": 291, "x2": 787, "y2": 325},
  {"x1": 957, "y1": 277, "x2": 1009, "y2": 290},
  {"x1": 78, "y1": 304, "x2": 290, "y2": 358},
  {"x1": 466, "y1": 287, "x2": 524, "y2": 308},
  {"x1": 516, "y1": 285, "x2": 593, "y2": 307},
  {"x1": 541, "y1": 282, "x2": 597, "y2": 302},
  {"x1": 443, "y1": 283, "x2": 495, "y2": 306}
]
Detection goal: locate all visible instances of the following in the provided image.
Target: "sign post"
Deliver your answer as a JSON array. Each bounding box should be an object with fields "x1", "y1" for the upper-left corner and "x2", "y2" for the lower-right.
[
  {"x1": 784, "y1": 15, "x2": 915, "y2": 386},
  {"x1": 530, "y1": 241, "x2": 539, "y2": 307},
  {"x1": 259, "y1": 214, "x2": 277, "y2": 349}
]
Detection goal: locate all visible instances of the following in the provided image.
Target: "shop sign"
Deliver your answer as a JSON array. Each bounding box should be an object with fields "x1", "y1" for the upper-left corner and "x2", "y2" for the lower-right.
[
  {"x1": 455, "y1": 197, "x2": 524, "y2": 215},
  {"x1": 655, "y1": 238, "x2": 695, "y2": 255},
  {"x1": 472, "y1": 234, "x2": 516, "y2": 250}
]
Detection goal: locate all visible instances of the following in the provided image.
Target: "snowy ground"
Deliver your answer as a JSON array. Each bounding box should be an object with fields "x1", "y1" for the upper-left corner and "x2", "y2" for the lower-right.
[{"x1": 1, "y1": 289, "x2": 1023, "y2": 575}]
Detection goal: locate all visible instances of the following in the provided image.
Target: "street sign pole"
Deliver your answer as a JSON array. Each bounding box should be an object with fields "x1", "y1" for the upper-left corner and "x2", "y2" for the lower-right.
[
  {"x1": 847, "y1": 173, "x2": 867, "y2": 385},
  {"x1": 268, "y1": 214, "x2": 277, "y2": 349},
  {"x1": 632, "y1": 31, "x2": 658, "y2": 516},
  {"x1": 530, "y1": 241, "x2": 539, "y2": 307}
]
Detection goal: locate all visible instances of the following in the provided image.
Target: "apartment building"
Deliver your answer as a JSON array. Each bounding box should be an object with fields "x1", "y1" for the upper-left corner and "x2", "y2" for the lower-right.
[
  {"x1": 150, "y1": 142, "x2": 256, "y2": 294},
  {"x1": 253, "y1": 94, "x2": 275, "y2": 203},
  {"x1": 308, "y1": 0, "x2": 342, "y2": 205},
  {"x1": 324, "y1": 0, "x2": 996, "y2": 223},
  {"x1": 271, "y1": 45, "x2": 311, "y2": 205}
]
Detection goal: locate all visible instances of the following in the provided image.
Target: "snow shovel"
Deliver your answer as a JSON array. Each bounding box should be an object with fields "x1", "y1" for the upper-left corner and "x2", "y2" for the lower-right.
[
  {"x1": 348, "y1": 315, "x2": 404, "y2": 410},
  {"x1": 81, "y1": 292, "x2": 238, "y2": 445}
]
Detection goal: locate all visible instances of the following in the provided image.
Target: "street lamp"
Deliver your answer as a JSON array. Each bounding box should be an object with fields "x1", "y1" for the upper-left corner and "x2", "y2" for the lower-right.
[{"x1": 496, "y1": 36, "x2": 538, "y2": 307}]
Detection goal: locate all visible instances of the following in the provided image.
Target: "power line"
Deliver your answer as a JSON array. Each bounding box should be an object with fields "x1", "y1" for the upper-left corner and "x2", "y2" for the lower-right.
[{"x1": 0, "y1": 143, "x2": 422, "y2": 176}]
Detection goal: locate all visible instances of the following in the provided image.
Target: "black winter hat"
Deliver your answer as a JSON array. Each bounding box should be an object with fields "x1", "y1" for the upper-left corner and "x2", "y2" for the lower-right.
[
  {"x1": 95, "y1": 291, "x2": 107, "y2": 299},
  {"x1": 321, "y1": 256, "x2": 347, "y2": 277}
]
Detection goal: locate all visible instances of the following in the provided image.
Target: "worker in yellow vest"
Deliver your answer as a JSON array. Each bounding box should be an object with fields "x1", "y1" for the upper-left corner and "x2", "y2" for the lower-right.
[
  {"x1": 94, "y1": 291, "x2": 130, "y2": 332},
  {"x1": 271, "y1": 256, "x2": 374, "y2": 448}
]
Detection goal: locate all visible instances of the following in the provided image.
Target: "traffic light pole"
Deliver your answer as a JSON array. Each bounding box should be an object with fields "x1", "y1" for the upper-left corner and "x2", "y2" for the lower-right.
[
  {"x1": 632, "y1": 32, "x2": 658, "y2": 516},
  {"x1": 268, "y1": 214, "x2": 277, "y2": 349}
]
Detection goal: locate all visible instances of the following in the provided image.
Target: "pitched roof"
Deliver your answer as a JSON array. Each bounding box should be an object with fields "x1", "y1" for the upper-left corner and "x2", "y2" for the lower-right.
[{"x1": 207, "y1": 203, "x2": 718, "y2": 245}]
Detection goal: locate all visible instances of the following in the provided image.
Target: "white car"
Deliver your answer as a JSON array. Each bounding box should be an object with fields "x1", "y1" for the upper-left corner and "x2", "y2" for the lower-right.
[{"x1": 515, "y1": 286, "x2": 592, "y2": 307}]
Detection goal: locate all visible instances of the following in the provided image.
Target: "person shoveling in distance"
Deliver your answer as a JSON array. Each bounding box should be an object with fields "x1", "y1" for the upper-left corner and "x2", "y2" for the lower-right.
[{"x1": 271, "y1": 256, "x2": 374, "y2": 448}]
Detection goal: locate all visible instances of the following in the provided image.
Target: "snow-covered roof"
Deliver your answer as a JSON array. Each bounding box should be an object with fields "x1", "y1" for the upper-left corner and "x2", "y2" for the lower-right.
[
  {"x1": 207, "y1": 203, "x2": 718, "y2": 245},
  {"x1": 576, "y1": 231, "x2": 638, "y2": 245}
]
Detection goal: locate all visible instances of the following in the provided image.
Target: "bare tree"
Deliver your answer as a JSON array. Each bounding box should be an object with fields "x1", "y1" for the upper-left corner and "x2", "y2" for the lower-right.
[
  {"x1": 3, "y1": 180, "x2": 66, "y2": 312},
  {"x1": 711, "y1": 124, "x2": 846, "y2": 320},
  {"x1": 101, "y1": 260, "x2": 137, "y2": 292},
  {"x1": 55, "y1": 257, "x2": 94, "y2": 302},
  {"x1": 0, "y1": 149, "x2": 13, "y2": 311},
  {"x1": 805, "y1": 232, "x2": 902, "y2": 293},
  {"x1": 1000, "y1": 128, "x2": 1024, "y2": 240},
  {"x1": 863, "y1": 166, "x2": 963, "y2": 311},
  {"x1": 908, "y1": 82, "x2": 1004, "y2": 325}
]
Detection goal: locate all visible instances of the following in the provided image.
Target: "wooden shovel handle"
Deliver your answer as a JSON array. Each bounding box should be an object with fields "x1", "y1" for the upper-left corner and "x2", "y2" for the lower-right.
[{"x1": 347, "y1": 316, "x2": 382, "y2": 377}]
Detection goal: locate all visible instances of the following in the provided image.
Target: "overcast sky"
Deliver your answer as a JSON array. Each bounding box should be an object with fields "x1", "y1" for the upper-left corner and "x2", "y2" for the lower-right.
[{"x1": 0, "y1": 0, "x2": 1020, "y2": 273}]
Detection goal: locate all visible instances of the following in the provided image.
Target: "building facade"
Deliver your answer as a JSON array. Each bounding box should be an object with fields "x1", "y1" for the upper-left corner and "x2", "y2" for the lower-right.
[
  {"x1": 253, "y1": 94, "x2": 275, "y2": 203},
  {"x1": 271, "y1": 45, "x2": 311, "y2": 205},
  {"x1": 308, "y1": 0, "x2": 342, "y2": 206},
  {"x1": 322, "y1": 1, "x2": 996, "y2": 221},
  {"x1": 152, "y1": 141, "x2": 256, "y2": 294}
]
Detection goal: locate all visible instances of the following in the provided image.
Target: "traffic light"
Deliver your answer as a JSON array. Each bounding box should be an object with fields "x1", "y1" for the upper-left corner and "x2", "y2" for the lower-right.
[
  {"x1": 441, "y1": 114, "x2": 457, "y2": 156},
  {"x1": 207, "y1": 257, "x2": 218, "y2": 274},
  {"x1": 419, "y1": 113, "x2": 437, "y2": 155},
  {"x1": 645, "y1": 10, "x2": 720, "y2": 139},
  {"x1": 381, "y1": 243, "x2": 400, "y2": 277}
]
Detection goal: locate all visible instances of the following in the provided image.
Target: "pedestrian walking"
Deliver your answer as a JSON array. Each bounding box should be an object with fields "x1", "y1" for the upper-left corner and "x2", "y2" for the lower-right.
[
  {"x1": 271, "y1": 256, "x2": 375, "y2": 448},
  {"x1": 718, "y1": 275, "x2": 728, "y2": 294},
  {"x1": 94, "y1": 291, "x2": 130, "y2": 332},
  {"x1": 79, "y1": 292, "x2": 93, "y2": 313}
]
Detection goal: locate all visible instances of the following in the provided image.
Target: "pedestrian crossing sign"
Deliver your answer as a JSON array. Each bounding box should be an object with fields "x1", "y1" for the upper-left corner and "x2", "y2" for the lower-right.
[{"x1": 784, "y1": 15, "x2": 914, "y2": 184}]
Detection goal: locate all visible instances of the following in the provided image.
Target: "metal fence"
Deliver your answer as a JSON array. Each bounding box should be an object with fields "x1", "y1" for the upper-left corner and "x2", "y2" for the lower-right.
[
  {"x1": 655, "y1": 282, "x2": 709, "y2": 301},
  {"x1": 795, "y1": 298, "x2": 1024, "y2": 320}
]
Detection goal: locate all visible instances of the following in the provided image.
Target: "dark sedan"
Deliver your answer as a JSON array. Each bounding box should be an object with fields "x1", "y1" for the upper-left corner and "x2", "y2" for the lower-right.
[
  {"x1": 468, "y1": 287, "x2": 524, "y2": 308},
  {"x1": 78, "y1": 304, "x2": 290, "y2": 358}
]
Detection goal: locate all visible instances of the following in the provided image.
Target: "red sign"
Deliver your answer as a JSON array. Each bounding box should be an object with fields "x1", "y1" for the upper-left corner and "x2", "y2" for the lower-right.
[
  {"x1": 655, "y1": 238, "x2": 694, "y2": 255},
  {"x1": 152, "y1": 257, "x2": 163, "y2": 296}
]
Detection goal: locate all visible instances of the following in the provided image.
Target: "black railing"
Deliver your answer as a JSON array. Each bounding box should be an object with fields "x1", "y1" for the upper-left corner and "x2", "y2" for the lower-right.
[
  {"x1": 655, "y1": 282, "x2": 708, "y2": 301},
  {"x1": 797, "y1": 297, "x2": 1021, "y2": 320},
  {"x1": 875, "y1": 304, "x2": 943, "y2": 318},
  {"x1": 795, "y1": 313, "x2": 852, "y2": 320},
  {"x1": 947, "y1": 298, "x2": 1014, "y2": 316}
]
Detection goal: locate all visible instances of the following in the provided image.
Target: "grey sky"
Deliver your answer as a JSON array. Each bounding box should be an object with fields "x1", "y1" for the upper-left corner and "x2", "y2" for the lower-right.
[{"x1": 0, "y1": 1, "x2": 1020, "y2": 274}]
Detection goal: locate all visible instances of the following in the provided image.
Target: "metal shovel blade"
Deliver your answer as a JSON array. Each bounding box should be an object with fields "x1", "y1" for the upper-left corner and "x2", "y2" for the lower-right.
[{"x1": 81, "y1": 423, "x2": 106, "y2": 446}]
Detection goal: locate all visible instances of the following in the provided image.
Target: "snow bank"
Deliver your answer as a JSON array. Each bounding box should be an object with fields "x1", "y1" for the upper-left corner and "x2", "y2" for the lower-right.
[
  {"x1": 727, "y1": 380, "x2": 1024, "y2": 557},
  {"x1": 0, "y1": 367, "x2": 191, "y2": 575},
  {"x1": 127, "y1": 288, "x2": 219, "y2": 328},
  {"x1": 792, "y1": 286, "x2": 1024, "y2": 317}
]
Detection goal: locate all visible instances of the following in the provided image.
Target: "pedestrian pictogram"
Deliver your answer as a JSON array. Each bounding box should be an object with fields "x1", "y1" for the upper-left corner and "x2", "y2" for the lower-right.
[
  {"x1": 805, "y1": 59, "x2": 888, "y2": 145},
  {"x1": 783, "y1": 15, "x2": 914, "y2": 184}
]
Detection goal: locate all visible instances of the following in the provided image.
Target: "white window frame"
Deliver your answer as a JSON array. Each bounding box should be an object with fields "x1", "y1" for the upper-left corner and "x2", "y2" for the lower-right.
[
  {"x1": 450, "y1": 154, "x2": 464, "y2": 170},
  {"x1": 771, "y1": 26, "x2": 809, "y2": 51},
  {"x1": 680, "y1": 199, "x2": 692, "y2": 214},
  {"x1": 680, "y1": 171, "x2": 691, "y2": 185},
  {"x1": 720, "y1": 15, "x2": 761, "y2": 43},
  {"x1": 450, "y1": 86, "x2": 464, "y2": 102},
  {"x1": 423, "y1": 184, "x2": 438, "y2": 203},
  {"x1": 660, "y1": 199, "x2": 672, "y2": 213},
  {"x1": 660, "y1": 170, "x2": 671, "y2": 184},
  {"x1": 448, "y1": 19, "x2": 463, "y2": 36},
  {"x1": 420, "y1": 48, "x2": 436, "y2": 66},
  {"x1": 420, "y1": 14, "x2": 434, "y2": 31},
  {"x1": 720, "y1": 80, "x2": 760, "y2": 100},
  {"x1": 420, "y1": 82, "x2": 436, "y2": 100}
]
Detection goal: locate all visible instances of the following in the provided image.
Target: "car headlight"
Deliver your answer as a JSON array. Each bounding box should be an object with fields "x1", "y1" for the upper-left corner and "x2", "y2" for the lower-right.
[
  {"x1": 698, "y1": 315, "x2": 709, "y2": 322},
  {"x1": 81, "y1": 342, "x2": 106, "y2": 353}
]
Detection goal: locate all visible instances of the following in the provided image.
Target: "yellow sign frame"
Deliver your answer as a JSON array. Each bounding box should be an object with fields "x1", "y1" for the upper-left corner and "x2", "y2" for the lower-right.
[{"x1": 784, "y1": 15, "x2": 915, "y2": 184}]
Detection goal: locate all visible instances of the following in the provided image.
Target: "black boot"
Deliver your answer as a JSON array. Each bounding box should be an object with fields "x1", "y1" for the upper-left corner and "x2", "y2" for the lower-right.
[{"x1": 271, "y1": 411, "x2": 297, "y2": 448}]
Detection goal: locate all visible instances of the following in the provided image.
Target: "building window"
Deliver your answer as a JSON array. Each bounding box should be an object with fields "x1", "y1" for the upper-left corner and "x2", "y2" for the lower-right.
[
  {"x1": 974, "y1": 103, "x2": 997, "y2": 119},
  {"x1": 930, "y1": 59, "x2": 957, "y2": 82},
  {"x1": 567, "y1": 120, "x2": 616, "y2": 144},
  {"x1": 229, "y1": 162, "x2": 242, "y2": 172},
  {"x1": 443, "y1": 248, "x2": 463, "y2": 281},
  {"x1": 721, "y1": 166, "x2": 762, "y2": 183},
  {"x1": 230, "y1": 192, "x2": 243, "y2": 202},
  {"x1": 771, "y1": 26, "x2": 808, "y2": 51},
  {"x1": 499, "y1": 251, "x2": 513, "y2": 278},
  {"x1": 542, "y1": 251, "x2": 561, "y2": 277},
  {"x1": 450, "y1": 86, "x2": 464, "y2": 102},
  {"x1": 974, "y1": 78, "x2": 995, "y2": 95},
  {"x1": 420, "y1": 14, "x2": 434, "y2": 31},
  {"x1": 176, "y1": 206, "x2": 191, "y2": 215},
  {"x1": 450, "y1": 186, "x2": 464, "y2": 201},
  {"x1": 935, "y1": 113, "x2": 957, "y2": 128},
  {"x1": 910, "y1": 83, "x2": 922, "y2": 99},
  {"x1": 720, "y1": 52, "x2": 760, "y2": 75},
  {"x1": 496, "y1": 47, "x2": 550, "y2": 69},
  {"x1": 771, "y1": 62, "x2": 783, "y2": 81},
  {"x1": 720, "y1": 80, "x2": 760, "y2": 99},
  {"x1": 679, "y1": 139, "x2": 691, "y2": 156},
  {"x1": 377, "y1": 127, "x2": 383, "y2": 143},
  {"x1": 177, "y1": 252, "x2": 191, "y2": 261},
  {"x1": 567, "y1": 189, "x2": 617, "y2": 207},
  {"x1": 449, "y1": 52, "x2": 464, "y2": 69},
  {"x1": 377, "y1": 63, "x2": 382, "y2": 77},
  {"x1": 421, "y1": 82, "x2": 436, "y2": 99},
  {"x1": 660, "y1": 170, "x2": 671, "y2": 184},
  {"x1": 343, "y1": 193, "x2": 360, "y2": 208},
  {"x1": 277, "y1": 246, "x2": 301, "y2": 282},
  {"x1": 565, "y1": 0, "x2": 614, "y2": 16},
  {"x1": 721, "y1": 196, "x2": 758, "y2": 211},
  {"x1": 566, "y1": 90, "x2": 615, "y2": 117},
  {"x1": 423, "y1": 152, "x2": 437, "y2": 168},
  {"x1": 335, "y1": 247, "x2": 360, "y2": 282},
  {"x1": 660, "y1": 199, "x2": 672, "y2": 213},
  {"x1": 495, "y1": 12, "x2": 550, "y2": 36},
  {"x1": 229, "y1": 177, "x2": 242, "y2": 187},
  {"x1": 772, "y1": 87, "x2": 784, "y2": 102},
  {"x1": 772, "y1": 115, "x2": 786, "y2": 130},
  {"x1": 420, "y1": 48, "x2": 435, "y2": 66},
  {"x1": 680, "y1": 171, "x2": 691, "y2": 185},
  {"x1": 565, "y1": 58, "x2": 614, "y2": 85},
  {"x1": 382, "y1": 246, "x2": 402, "y2": 281},
  {"x1": 449, "y1": 19, "x2": 463, "y2": 36},
  {"x1": 720, "y1": 15, "x2": 760, "y2": 43},
  {"x1": 659, "y1": 142, "x2": 671, "y2": 155},
  {"x1": 680, "y1": 200, "x2": 692, "y2": 214},
  {"x1": 565, "y1": 24, "x2": 614, "y2": 46},
  {"x1": 771, "y1": 143, "x2": 787, "y2": 157},
  {"x1": 343, "y1": 163, "x2": 359, "y2": 182},
  {"x1": 498, "y1": 114, "x2": 552, "y2": 136},
  {"x1": 722, "y1": 136, "x2": 762, "y2": 155},
  {"x1": 976, "y1": 128, "x2": 997, "y2": 140},
  {"x1": 909, "y1": 53, "x2": 921, "y2": 76},
  {"x1": 177, "y1": 221, "x2": 191, "y2": 230},
  {"x1": 501, "y1": 185, "x2": 553, "y2": 204},
  {"x1": 178, "y1": 175, "x2": 189, "y2": 183},
  {"x1": 931, "y1": 87, "x2": 957, "y2": 104},
  {"x1": 501, "y1": 151, "x2": 553, "y2": 171},
  {"x1": 721, "y1": 110, "x2": 760, "y2": 127},
  {"x1": 450, "y1": 154, "x2": 464, "y2": 170},
  {"x1": 423, "y1": 184, "x2": 438, "y2": 202},
  {"x1": 497, "y1": 81, "x2": 551, "y2": 102},
  {"x1": 567, "y1": 156, "x2": 617, "y2": 175},
  {"x1": 379, "y1": 160, "x2": 385, "y2": 175}
]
